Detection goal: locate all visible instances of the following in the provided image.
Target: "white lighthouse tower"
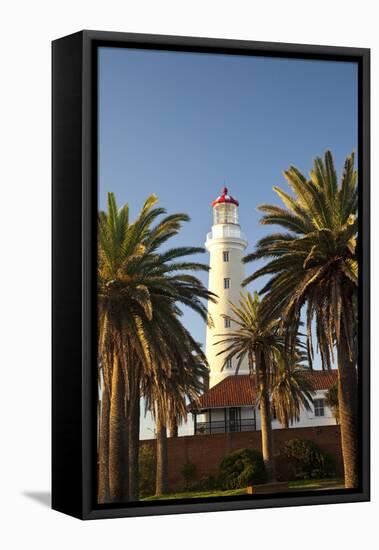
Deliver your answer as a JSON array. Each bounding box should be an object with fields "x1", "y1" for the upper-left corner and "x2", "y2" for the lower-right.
[{"x1": 205, "y1": 187, "x2": 249, "y2": 388}]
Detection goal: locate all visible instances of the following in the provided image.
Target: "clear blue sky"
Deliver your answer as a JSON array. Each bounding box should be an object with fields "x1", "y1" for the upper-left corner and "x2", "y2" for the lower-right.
[{"x1": 98, "y1": 47, "x2": 357, "y2": 437}]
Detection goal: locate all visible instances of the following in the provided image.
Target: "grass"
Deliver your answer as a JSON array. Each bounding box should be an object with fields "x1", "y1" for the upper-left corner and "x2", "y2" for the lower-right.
[
  {"x1": 142, "y1": 478, "x2": 344, "y2": 501},
  {"x1": 288, "y1": 478, "x2": 343, "y2": 489},
  {"x1": 143, "y1": 488, "x2": 246, "y2": 501}
]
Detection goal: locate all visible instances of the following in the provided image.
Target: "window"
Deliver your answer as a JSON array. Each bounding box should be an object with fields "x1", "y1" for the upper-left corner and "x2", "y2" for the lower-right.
[
  {"x1": 213, "y1": 203, "x2": 238, "y2": 225},
  {"x1": 228, "y1": 407, "x2": 240, "y2": 432},
  {"x1": 224, "y1": 278, "x2": 230, "y2": 289},
  {"x1": 223, "y1": 250, "x2": 229, "y2": 262},
  {"x1": 224, "y1": 317, "x2": 231, "y2": 328},
  {"x1": 226, "y1": 358, "x2": 232, "y2": 369},
  {"x1": 314, "y1": 398, "x2": 325, "y2": 417}
]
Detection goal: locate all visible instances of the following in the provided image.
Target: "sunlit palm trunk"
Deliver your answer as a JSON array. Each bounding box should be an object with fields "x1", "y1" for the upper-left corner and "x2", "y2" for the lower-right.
[
  {"x1": 97, "y1": 383, "x2": 110, "y2": 503},
  {"x1": 258, "y1": 355, "x2": 276, "y2": 482},
  {"x1": 128, "y1": 379, "x2": 140, "y2": 501},
  {"x1": 109, "y1": 354, "x2": 129, "y2": 502},
  {"x1": 337, "y1": 321, "x2": 358, "y2": 488},
  {"x1": 155, "y1": 415, "x2": 169, "y2": 495}
]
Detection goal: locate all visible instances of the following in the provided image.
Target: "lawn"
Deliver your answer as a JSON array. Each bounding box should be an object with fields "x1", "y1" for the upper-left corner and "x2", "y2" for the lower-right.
[
  {"x1": 288, "y1": 478, "x2": 343, "y2": 489},
  {"x1": 142, "y1": 479, "x2": 344, "y2": 501},
  {"x1": 143, "y1": 488, "x2": 246, "y2": 501}
]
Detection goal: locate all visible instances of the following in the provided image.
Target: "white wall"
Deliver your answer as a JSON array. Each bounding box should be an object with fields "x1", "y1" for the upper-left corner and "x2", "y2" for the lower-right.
[
  {"x1": 2, "y1": 2, "x2": 377, "y2": 550},
  {"x1": 271, "y1": 390, "x2": 336, "y2": 430}
]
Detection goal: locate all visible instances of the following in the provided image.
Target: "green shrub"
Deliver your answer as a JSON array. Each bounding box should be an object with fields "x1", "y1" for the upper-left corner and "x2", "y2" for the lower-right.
[
  {"x1": 139, "y1": 445, "x2": 156, "y2": 497},
  {"x1": 181, "y1": 461, "x2": 197, "y2": 490},
  {"x1": 219, "y1": 448, "x2": 267, "y2": 489},
  {"x1": 282, "y1": 439, "x2": 336, "y2": 479}
]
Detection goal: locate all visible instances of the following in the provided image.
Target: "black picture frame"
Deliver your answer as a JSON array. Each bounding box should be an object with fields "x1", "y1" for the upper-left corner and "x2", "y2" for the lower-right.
[{"x1": 52, "y1": 30, "x2": 370, "y2": 520}]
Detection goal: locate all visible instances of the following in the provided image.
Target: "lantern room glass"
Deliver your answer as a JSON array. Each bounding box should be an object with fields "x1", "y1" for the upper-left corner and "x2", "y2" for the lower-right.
[{"x1": 213, "y1": 202, "x2": 238, "y2": 225}]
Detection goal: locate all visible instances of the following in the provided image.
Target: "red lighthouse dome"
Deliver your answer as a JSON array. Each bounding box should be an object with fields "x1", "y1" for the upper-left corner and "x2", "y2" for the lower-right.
[
  {"x1": 212, "y1": 186, "x2": 239, "y2": 207},
  {"x1": 211, "y1": 186, "x2": 239, "y2": 225}
]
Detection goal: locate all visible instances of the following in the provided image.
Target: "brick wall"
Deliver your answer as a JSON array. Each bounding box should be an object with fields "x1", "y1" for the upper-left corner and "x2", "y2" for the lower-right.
[{"x1": 141, "y1": 425, "x2": 343, "y2": 492}]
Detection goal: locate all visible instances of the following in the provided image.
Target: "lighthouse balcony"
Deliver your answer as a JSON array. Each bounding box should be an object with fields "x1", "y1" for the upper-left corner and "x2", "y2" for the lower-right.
[{"x1": 206, "y1": 225, "x2": 247, "y2": 241}]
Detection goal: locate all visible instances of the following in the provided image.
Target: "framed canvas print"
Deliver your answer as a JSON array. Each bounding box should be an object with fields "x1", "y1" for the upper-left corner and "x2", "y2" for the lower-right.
[{"x1": 52, "y1": 30, "x2": 370, "y2": 520}]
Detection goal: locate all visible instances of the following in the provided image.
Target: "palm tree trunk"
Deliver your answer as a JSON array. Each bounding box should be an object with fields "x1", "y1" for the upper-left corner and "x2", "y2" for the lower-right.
[
  {"x1": 97, "y1": 383, "x2": 110, "y2": 503},
  {"x1": 169, "y1": 415, "x2": 179, "y2": 438},
  {"x1": 155, "y1": 415, "x2": 169, "y2": 495},
  {"x1": 109, "y1": 354, "x2": 129, "y2": 502},
  {"x1": 337, "y1": 320, "x2": 358, "y2": 488},
  {"x1": 128, "y1": 385, "x2": 140, "y2": 501},
  {"x1": 258, "y1": 356, "x2": 276, "y2": 482}
]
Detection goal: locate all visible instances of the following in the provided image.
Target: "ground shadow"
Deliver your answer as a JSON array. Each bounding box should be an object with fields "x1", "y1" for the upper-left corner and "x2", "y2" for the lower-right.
[{"x1": 23, "y1": 491, "x2": 51, "y2": 508}]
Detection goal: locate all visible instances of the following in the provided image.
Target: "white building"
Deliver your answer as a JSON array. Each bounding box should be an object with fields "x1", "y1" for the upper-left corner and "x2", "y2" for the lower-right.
[
  {"x1": 191, "y1": 371, "x2": 338, "y2": 434},
  {"x1": 190, "y1": 187, "x2": 338, "y2": 434}
]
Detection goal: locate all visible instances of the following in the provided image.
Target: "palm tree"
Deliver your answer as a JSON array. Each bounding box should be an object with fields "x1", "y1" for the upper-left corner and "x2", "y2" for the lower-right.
[
  {"x1": 244, "y1": 151, "x2": 358, "y2": 488},
  {"x1": 98, "y1": 192, "x2": 215, "y2": 502},
  {"x1": 325, "y1": 383, "x2": 339, "y2": 424},
  {"x1": 127, "y1": 350, "x2": 142, "y2": 502},
  {"x1": 166, "y1": 344, "x2": 208, "y2": 439},
  {"x1": 97, "y1": 363, "x2": 111, "y2": 503},
  {"x1": 97, "y1": 318, "x2": 129, "y2": 502},
  {"x1": 271, "y1": 355, "x2": 314, "y2": 428},
  {"x1": 168, "y1": 413, "x2": 179, "y2": 438},
  {"x1": 215, "y1": 291, "x2": 285, "y2": 482},
  {"x1": 143, "y1": 327, "x2": 208, "y2": 496}
]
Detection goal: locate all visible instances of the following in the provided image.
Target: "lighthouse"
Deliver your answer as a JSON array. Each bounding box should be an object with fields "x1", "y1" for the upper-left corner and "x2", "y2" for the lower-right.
[
  {"x1": 189, "y1": 186, "x2": 337, "y2": 436},
  {"x1": 205, "y1": 187, "x2": 249, "y2": 388}
]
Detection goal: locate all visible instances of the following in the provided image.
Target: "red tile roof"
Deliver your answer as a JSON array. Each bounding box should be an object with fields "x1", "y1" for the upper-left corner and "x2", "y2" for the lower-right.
[
  {"x1": 306, "y1": 369, "x2": 338, "y2": 390},
  {"x1": 190, "y1": 370, "x2": 338, "y2": 411}
]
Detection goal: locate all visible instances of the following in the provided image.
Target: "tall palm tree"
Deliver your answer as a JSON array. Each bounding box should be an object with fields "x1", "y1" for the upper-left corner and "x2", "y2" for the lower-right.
[
  {"x1": 244, "y1": 151, "x2": 358, "y2": 488},
  {"x1": 143, "y1": 327, "x2": 208, "y2": 496},
  {"x1": 215, "y1": 291, "x2": 285, "y2": 482},
  {"x1": 271, "y1": 355, "x2": 314, "y2": 429},
  {"x1": 127, "y1": 351, "x2": 142, "y2": 502},
  {"x1": 97, "y1": 363, "x2": 111, "y2": 503},
  {"x1": 98, "y1": 192, "x2": 215, "y2": 502}
]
